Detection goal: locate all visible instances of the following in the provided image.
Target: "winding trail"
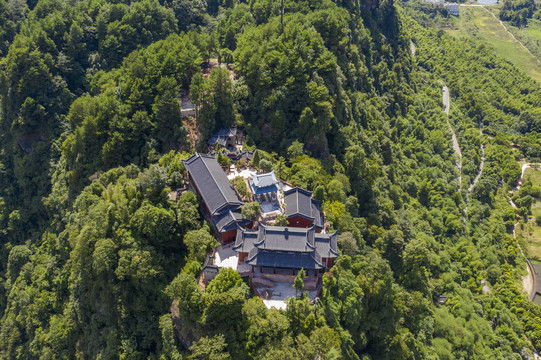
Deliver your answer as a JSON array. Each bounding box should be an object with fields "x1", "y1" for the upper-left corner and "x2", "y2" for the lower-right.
[
  {"x1": 460, "y1": 4, "x2": 540, "y2": 63},
  {"x1": 507, "y1": 173, "x2": 541, "y2": 360},
  {"x1": 520, "y1": 163, "x2": 541, "y2": 184},
  {"x1": 465, "y1": 123, "x2": 485, "y2": 205},
  {"x1": 442, "y1": 86, "x2": 463, "y2": 191},
  {"x1": 507, "y1": 164, "x2": 541, "y2": 302},
  {"x1": 482, "y1": 7, "x2": 541, "y2": 64}
]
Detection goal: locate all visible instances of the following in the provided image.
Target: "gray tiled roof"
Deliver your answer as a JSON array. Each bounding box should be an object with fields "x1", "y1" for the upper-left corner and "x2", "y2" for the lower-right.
[
  {"x1": 233, "y1": 229, "x2": 258, "y2": 253},
  {"x1": 254, "y1": 225, "x2": 316, "y2": 252},
  {"x1": 214, "y1": 208, "x2": 250, "y2": 232},
  {"x1": 208, "y1": 128, "x2": 237, "y2": 146},
  {"x1": 284, "y1": 187, "x2": 324, "y2": 227},
  {"x1": 246, "y1": 249, "x2": 325, "y2": 269},
  {"x1": 315, "y1": 231, "x2": 339, "y2": 258},
  {"x1": 251, "y1": 170, "x2": 279, "y2": 188},
  {"x1": 235, "y1": 224, "x2": 338, "y2": 269},
  {"x1": 183, "y1": 153, "x2": 244, "y2": 215},
  {"x1": 311, "y1": 201, "x2": 324, "y2": 228}
]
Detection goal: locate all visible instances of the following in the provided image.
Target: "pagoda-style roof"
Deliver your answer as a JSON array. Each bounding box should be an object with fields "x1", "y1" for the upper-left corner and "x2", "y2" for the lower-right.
[
  {"x1": 284, "y1": 187, "x2": 324, "y2": 227},
  {"x1": 208, "y1": 128, "x2": 237, "y2": 147},
  {"x1": 234, "y1": 224, "x2": 338, "y2": 270},
  {"x1": 214, "y1": 208, "x2": 251, "y2": 232},
  {"x1": 249, "y1": 170, "x2": 280, "y2": 195},
  {"x1": 183, "y1": 153, "x2": 244, "y2": 215}
]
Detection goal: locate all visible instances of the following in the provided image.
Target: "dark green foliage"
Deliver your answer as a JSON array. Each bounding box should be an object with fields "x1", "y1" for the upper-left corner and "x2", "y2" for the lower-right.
[
  {"x1": 184, "y1": 228, "x2": 218, "y2": 262},
  {"x1": 0, "y1": 0, "x2": 15, "y2": 56},
  {"x1": 170, "y1": 0, "x2": 208, "y2": 32},
  {"x1": 241, "y1": 201, "x2": 260, "y2": 221},
  {"x1": 500, "y1": 0, "x2": 536, "y2": 27},
  {"x1": 2, "y1": 0, "x2": 541, "y2": 358},
  {"x1": 191, "y1": 67, "x2": 237, "y2": 141},
  {"x1": 0, "y1": 161, "x2": 203, "y2": 358}
]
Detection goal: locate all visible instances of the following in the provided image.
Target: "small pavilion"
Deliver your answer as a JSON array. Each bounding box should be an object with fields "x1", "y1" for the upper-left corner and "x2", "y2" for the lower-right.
[{"x1": 249, "y1": 171, "x2": 280, "y2": 203}]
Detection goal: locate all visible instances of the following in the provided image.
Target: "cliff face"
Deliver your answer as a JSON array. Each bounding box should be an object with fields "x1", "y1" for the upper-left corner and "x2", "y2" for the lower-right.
[{"x1": 171, "y1": 300, "x2": 207, "y2": 350}]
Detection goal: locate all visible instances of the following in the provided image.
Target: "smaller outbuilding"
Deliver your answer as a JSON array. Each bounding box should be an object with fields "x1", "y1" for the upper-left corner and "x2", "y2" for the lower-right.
[
  {"x1": 208, "y1": 128, "x2": 243, "y2": 150},
  {"x1": 249, "y1": 170, "x2": 280, "y2": 203},
  {"x1": 284, "y1": 187, "x2": 324, "y2": 232}
]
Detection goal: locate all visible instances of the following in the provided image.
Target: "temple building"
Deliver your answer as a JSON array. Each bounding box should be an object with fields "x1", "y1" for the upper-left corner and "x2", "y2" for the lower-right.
[
  {"x1": 183, "y1": 153, "x2": 250, "y2": 242},
  {"x1": 207, "y1": 128, "x2": 243, "y2": 150},
  {"x1": 249, "y1": 170, "x2": 280, "y2": 201},
  {"x1": 233, "y1": 224, "x2": 338, "y2": 290},
  {"x1": 284, "y1": 187, "x2": 325, "y2": 232}
]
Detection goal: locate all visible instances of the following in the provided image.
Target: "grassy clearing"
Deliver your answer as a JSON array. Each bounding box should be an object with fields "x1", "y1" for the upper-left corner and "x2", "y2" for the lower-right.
[
  {"x1": 447, "y1": 7, "x2": 541, "y2": 82},
  {"x1": 521, "y1": 18, "x2": 541, "y2": 40},
  {"x1": 524, "y1": 167, "x2": 541, "y2": 184}
]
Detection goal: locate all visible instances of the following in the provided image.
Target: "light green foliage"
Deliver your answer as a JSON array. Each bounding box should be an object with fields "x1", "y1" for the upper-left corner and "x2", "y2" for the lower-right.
[
  {"x1": 326, "y1": 179, "x2": 347, "y2": 203},
  {"x1": 242, "y1": 298, "x2": 289, "y2": 357},
  {"x1": 176, "y1": 191, "x2": 202, "y2": 233},
  {"x1": 288, "y1": 156, "x2": 330, "y2": 191},
  {"x1": 61, "y1": 33, "x2": 201, "y2": 189},
  {"x1": 231, "y1": 176, "x2": 250, "y2": 199},
  {"x1": 287, "y1": 140, "x2": 305, "y2": 159},
  {"x1": 183, "y1": 229, "x2": 218, "y2": 262},
  {"x1": 189, "y1": 334, "x2": 231, "y2": 360},
  {"x1": 217, "y1": 152, "x2": 232, "y2": 168},
  {"x1": 294, "y1": 268, "x2": 305, "y2": 294},
  {"x1": 158, "y1": 150, "x2": 190, "y2": 188},
  {"x1": 234, "y1": 13, "x2": 339, "y2": 152},
  {"x1": 159, "y1": 314, "x2": 183, "y2": 360},
  {"x1": 258, "y1": 158, "x2": 273, "y2": 172},
  {"x1": 241, "y1": 201, "x2": 260, "y2": 221},
  {"x1": 136, "y1": 164, "x2": 169, "y2": 203},
  {"x1": 165, "y1": 272, "x2": 203, "y2": 324},
  {"x1": 0, "y1": 163, "x2": 202, "y2": 358},
  {"x1": 337, "y1": 232, "x2": 360, "y2": 257},
  {"x1": 275, "y1": 214, "x2": 288, "y2": 226},
  {"x1": 204, "y1": 268, "x2": 249, "y2": 330}
]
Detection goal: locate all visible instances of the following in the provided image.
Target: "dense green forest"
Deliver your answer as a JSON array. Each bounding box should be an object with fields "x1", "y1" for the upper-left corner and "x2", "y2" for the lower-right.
[{"x1": 1, "y1": 0, "x2": 541, "y2": 358}]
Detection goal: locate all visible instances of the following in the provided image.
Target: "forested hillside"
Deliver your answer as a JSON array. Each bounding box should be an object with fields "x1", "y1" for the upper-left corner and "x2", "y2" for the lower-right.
[{"x1": 1, "y1": 0, "x2": 541, "y2": 358}]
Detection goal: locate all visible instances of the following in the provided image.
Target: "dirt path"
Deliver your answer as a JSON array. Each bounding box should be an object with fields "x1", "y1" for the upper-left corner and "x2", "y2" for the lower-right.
[
  {"x1": 508, "y1": 175, "x2": 537, "y2": 302},
  {"x1": 511, "y1": 163, "x2": 541, "y2": 192},
  {"x1": 465, "y1": 124, "x2": 485, "y2": 205},
  {"x1": 442, "y1": 86, "x2": 463, "y2": 191},
  {"x1": 523, "y1": 263, "x2": 534, "y2": 297},
  {"x1": 481, "y1": 7, "x2": 541, "y2": 64}
]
